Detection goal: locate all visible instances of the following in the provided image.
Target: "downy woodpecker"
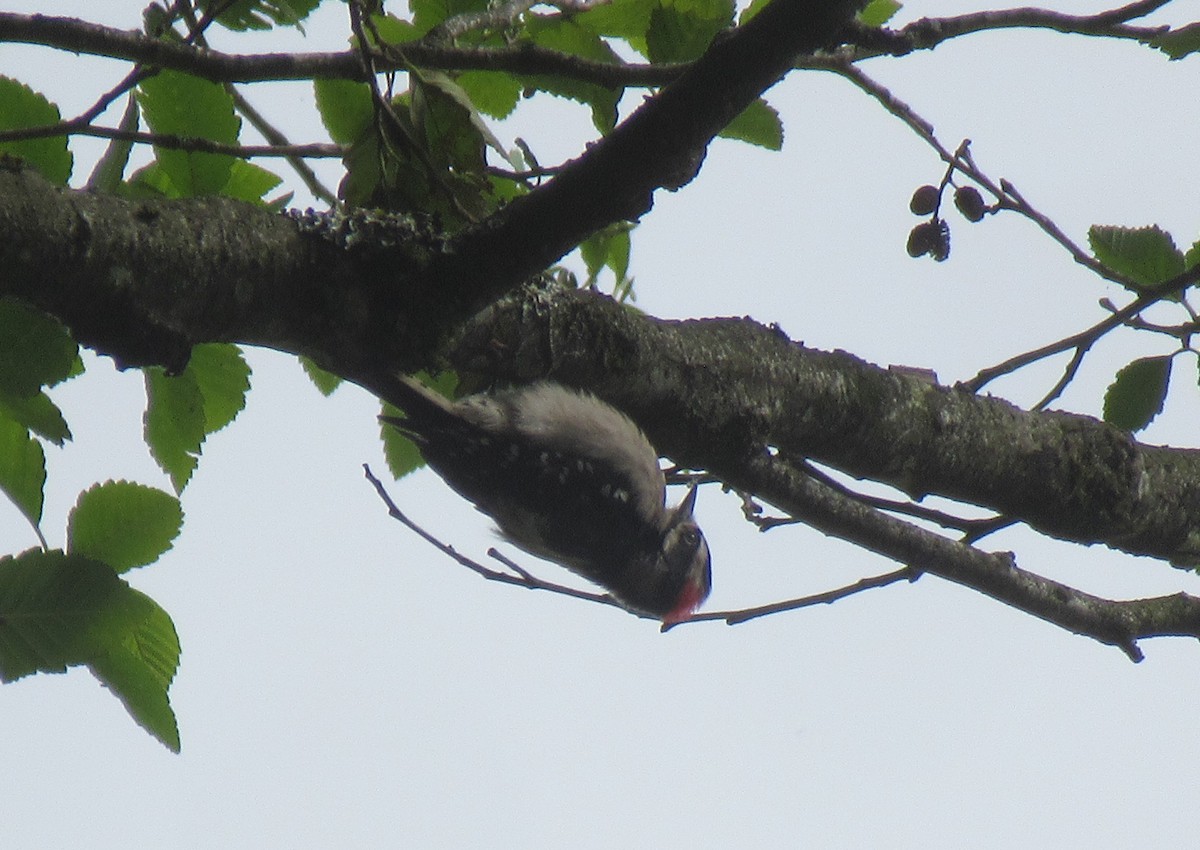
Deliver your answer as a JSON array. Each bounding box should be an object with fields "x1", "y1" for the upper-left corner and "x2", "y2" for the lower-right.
[{"x1": 380, "y1": 376, "x2": 711, "y2": 623}]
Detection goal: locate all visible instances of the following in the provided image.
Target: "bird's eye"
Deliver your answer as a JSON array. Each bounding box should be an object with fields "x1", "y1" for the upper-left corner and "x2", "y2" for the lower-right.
[{"x1": 681, "y1": 527, "x2": 700, "y2": 549}]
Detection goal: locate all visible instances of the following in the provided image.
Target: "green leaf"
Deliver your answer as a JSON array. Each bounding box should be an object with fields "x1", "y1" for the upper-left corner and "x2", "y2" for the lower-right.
[
  {"x1": 0, "y1": 390, "x2": 70, "y2": 445},
  {"x1": 314, "y1": 78, "x2": 374, "y2": 145},
  {"x1": 457, "y1": 72, "x2": 523, "y2": 120},
  {"x1": 197, "y1": 0, "x2": 319, "y2": 31},
  {"x1": 739, "y1": 0, "x2": 771, "y2": 25},
  {"x1": 380, "y1": 372, "x2": 457, "y2": 479},
  {"x1": 412, "y1": 75, "x2": 489, "y2": 174},
  {"x1": 222, "y1": 159, "x2": 283, "y2": 203},
  {"x1": 0, "y1": 413, "x2": 46, "y2": 533},
  {"x1": 339, "y1": 131, "x2": 386, "y2": 208},
  {"x1": 646, "y1": 0, "x2": 735, "y2": 64},
  {"x1": 143, "y1": 345, "x2": 249, "y2": 492},
  {"x1": 1103, "y1": 355, "x2": 1172, "y2": 432},
  {"x1": 1183, "y1": 237, "x2": 1200, "y2": 274},
  {"x1": 67, "y1": 481, "x2": 183, "y2": 573},
  {"x1": 857, "y1": 0, "x2": 902, "y2": 27},
  {"x1": 411, "y1": 0, "x2": 490, "y2": 35},
  {"x1": 188, "y1": 344, "x2": 251, "y2": 435},
  {"x1": 0, "y1": 549, "x2": 181, "y2": 751},
  {"x1": 88, "y1": 593, "x2": 181, "y2": 753},
  {"x1": 719, "y1": 98, "x2": 783, "y2": 150},
  {"x1": 121, "y1": 161, "x2": 176, "y2": 199},
  {"x1": 577, "y1": 0, "x2": 655, "y2": 46},
  {"x1": 1149, "y1": 23, "x2": 1200, "y2": 60},
  {"x1": 369, "y1": 13, "x2": 421, "y2": 45},
  {"x1": 1089, "y1": 225, "x2": 1185, "y2": 290},
  {"x1": 580, "y1": 221, "x2": 634, "y2": 287},
  {"x1": 300, "y1": 357, "x2": 343, "y2": 396},
  {"x1": 381, "y1": 402, "x2": 428, "y2": 478},
  {"x1": 137, "y1": 70, "x2": 240, "y2": 197},
  {"x1": 0, "y1": 298, "x2": 80, "y2": 399},
  {"x1": 0, "y1": 550, "x2": 121, "y2": 680},
  {"x1": 86, "y1": 96, "x2": 139, "y2": 192},
  {"x1": 144, "y1": 368, "x2": 205, "y2": 493},
  {"x1": 525, "y1": 19, "x2": 623, "y2": 133},
  {"x1": 0, "y1": 76, "x2": 73, "y2": 185}
]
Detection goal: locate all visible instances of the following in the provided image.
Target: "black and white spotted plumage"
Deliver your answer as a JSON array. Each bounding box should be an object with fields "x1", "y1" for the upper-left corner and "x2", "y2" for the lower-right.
[{"x1": 380, "y1": 376, "x2": 711, "y2": 622}]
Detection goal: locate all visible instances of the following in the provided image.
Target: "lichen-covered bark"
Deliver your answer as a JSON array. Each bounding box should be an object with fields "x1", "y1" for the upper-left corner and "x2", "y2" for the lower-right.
[{"x1": 456, "y1": 286, "x2": 1200, "y2": 566}]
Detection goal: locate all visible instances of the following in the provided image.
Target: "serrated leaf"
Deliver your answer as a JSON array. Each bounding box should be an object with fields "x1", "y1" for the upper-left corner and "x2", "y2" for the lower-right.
[
  {"x1": 0, "y1": 549, "x2": 180, "y2": 751},
  {"x1": 577, "y1": 0, "x2": 655, "y2": 45},
  {"x1": 380, "y1": 372, "x2": 457, "y2": 479},
  {"x1": 339, "y1": 131, "x2": 386, "y2": 208},
  {"x1": 1103, "y1": 356, "x2": 1171, "y2": 432},
  {"x1": 222, "y1": 159, "x2": 283, "y2": 203},
  {"x1": 525, "y1": 19, "x2": 623, "y2": 132},
  {"x1": 314, "y1": 78, "x2": 374, "y2": 145},
  {"x1": 411, "y1": 0, "x2": 490, "y2": 35},
  {"x1": 0, "y1": 390, "x2": 70, "y2": 445},
  {"x1": 0, "y1": 298, "x2": 80, "y2": 399},
  {"x1": 646, "y1": 0, "x2": 735, "y2": 64},
  {"x1": 580, "y1": 222, "x2": 634, "y2": 286},
  {"x1": 188, "y1": 344, "x2": 251, "y2": 435},
  {"x1": 0, "y1": 550, "x2": 122, "y2": 681},
  {"x1": 456, "y1": 72, "x2": 522, "y2": 120},
  {"x1": 88, "y1": 595, "x2": 181, "y2": 753},
  {"x1": 143, "y1": 347, "x2": 248, "y2": 492},
  {"x1": 381, "y1": 402, "x2": 428, "y2": 478},
  {"x1": 1149, "y1": 23, "x2": 1200, "y2": 60},
  {"x1": 67, "y1": 481, "x2": 183, "y2": 573},
  {"x1": 370, "y1": 13, "x2": 421, "y2": 45},
  {"x1": 300, "y1": 357, "x2": 343, "y2": 396},
  {"x1": 197, "y1": 0, "x2": 319, "y2": 31},
  {"x1": 144, "y1": 368, "x2": 204, "y2": 493},
  {"x1": 1089, "y1": 225, "x2": 1185, "y2": 290},
  {"x1": 0, "y1": 413, "x2": 45, "y2": 533},
  {"x1": 137, "y1": 70, "x2": 240, "y2": 197},
  {"x1": 412, "y1": 75, "x2": 489, "y2": 173},
  {"x1": 1184, "y1": 238, "x2": 1200, "y2": 274},
  {"x1": 857, "y1": 0, "x2": 902, "y2": 27},
  {"x1": 739, "y1": 0, "x2": 771, "y2": 25},
  {"x1": 719, "y1": 98, "x2": 783, "y2": 150},
  {"x1": 121, "y1": 161, "x2": 175, "y2": 199},
  {"x1": 0, "y1": 76, "x2": 73, "y2": 185}
]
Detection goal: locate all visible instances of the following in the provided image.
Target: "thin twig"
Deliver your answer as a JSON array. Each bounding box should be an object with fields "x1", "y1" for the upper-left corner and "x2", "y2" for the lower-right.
[
  {"x1": 0, "y1": 120, "x2": 342, "y2": 158},
  {"x1": 677, "y1": 567, "x2": 920, "y2": 627},
  {"x1": 363, "y1": 464, "x2": 643, "y2": 617}
]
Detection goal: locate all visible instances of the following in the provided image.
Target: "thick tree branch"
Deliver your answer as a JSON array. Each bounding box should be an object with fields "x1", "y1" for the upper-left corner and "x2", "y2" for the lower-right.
[
  {"x1": 455, "y1": 286, "x2": 1200, "y2": 567},
  {"x1": 434, "y1": 0, "x2": 863, "y2": 306},
  {"x1": 5, "y1": 164, "x2": 1200, "y2": 655},
  {"x1": 0, "y1": 164, "x2": 446, "y2": 372},
  {"x1": 7, "y1": 163, "x2": 1200, "y2": 570}
]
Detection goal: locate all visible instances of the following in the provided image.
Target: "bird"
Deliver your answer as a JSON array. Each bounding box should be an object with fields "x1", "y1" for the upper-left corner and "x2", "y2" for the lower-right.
[{"x1": 378, "y1": 375, "x2": 711, "y2": 623}]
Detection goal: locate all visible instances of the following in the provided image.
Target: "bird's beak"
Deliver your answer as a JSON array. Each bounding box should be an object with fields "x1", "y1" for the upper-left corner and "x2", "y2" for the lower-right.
[{"x1": 674, "y1": 481, "x2": 699, "y2": 519}]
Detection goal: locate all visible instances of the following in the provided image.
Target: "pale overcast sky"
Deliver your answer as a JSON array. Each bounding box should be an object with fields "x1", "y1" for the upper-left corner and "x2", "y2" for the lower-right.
[{"x1": 4, "y1": 2, "x2": 1200, "y2": 847}]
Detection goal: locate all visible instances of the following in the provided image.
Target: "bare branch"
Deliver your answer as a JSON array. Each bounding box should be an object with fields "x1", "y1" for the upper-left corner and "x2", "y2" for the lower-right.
[
  {"x1": 684, "y1": 567, "x2": 919, "y2": 627},
  {"x1": 0, "y1": 119, "x2": 343, "y2": 159},
  {"x1": 851, "y1": 3, "x2": 1175, "y2": 59},
  {"x1": 0, "y1": 12, "x2": 684, "y2": 88},
  {"x1": 363, "y1": 464, "x2": 644, "y2": 617}
]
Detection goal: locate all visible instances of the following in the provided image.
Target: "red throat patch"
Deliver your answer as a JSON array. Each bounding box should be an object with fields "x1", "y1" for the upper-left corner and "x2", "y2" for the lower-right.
[{"x1": 661, "y1": 579, "x2": 706, "y2": 626}]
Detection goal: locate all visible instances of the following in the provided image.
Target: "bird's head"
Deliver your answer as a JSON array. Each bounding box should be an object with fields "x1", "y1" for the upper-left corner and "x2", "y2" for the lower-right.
[{"x1": 658, "y1": 483, "x2": 712, "y2": 625}]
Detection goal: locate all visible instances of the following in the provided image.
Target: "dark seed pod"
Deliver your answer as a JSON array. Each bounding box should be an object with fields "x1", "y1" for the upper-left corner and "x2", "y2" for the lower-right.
[
  {"x1": 907, "y1": 220, "x2": 951, "y2": 261},
  {"x1": 954, "y1": 186, "x2": 987, "y2": 222},
  {"x1": 909, "y1": 184, "x2": 940, "y2": 216}
]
